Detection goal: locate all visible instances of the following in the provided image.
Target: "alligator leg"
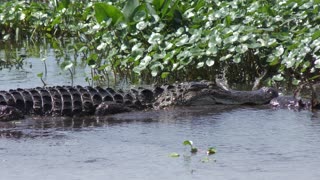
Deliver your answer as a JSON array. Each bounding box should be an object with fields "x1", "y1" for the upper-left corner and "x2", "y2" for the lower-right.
[
  {"x1": 95, "y1": 102, "x2": 132, "y2": 116},
  {"x1": 0, "y1": 105, "x2": 24, "y2": 121}
]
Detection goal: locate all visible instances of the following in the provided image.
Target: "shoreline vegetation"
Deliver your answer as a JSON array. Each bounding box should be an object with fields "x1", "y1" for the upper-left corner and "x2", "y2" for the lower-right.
[{"x1": 0, "y1": 0, "x2": 320, "y2": 90}]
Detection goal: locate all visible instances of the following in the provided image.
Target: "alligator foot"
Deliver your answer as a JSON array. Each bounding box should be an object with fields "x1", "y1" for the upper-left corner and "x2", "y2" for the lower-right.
[
  {"x1": 0, "y1": 105, "x2": 24, "y2": 122},
  {"x1": 95, "y1": 102, "x2": 132, "y2": 116}
]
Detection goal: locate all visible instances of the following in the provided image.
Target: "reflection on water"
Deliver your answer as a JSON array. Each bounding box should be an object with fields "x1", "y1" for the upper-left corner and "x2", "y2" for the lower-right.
[
  {"x1": 1, "y1": 106, "x2": 320, "y2": 180},
  {"x1": 0, "y1": 105, "x2": 245, "y2": 138}
]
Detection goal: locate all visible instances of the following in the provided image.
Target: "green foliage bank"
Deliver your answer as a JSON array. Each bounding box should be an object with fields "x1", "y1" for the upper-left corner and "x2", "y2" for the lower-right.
[{"x1": 1, "y1": 0, "x2": 320, "y2": 87}]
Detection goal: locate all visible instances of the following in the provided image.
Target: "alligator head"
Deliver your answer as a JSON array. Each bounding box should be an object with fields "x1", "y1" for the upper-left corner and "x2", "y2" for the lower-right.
[
  {"x1": 154, "y1": 81, "x2": 278, "y2": 108},
  {"x1": 0, "y1": 105, "x2": 24, "y2": 122},
  {"x1": 182, "y1": 86, "x2": 278, "y2": 106}
]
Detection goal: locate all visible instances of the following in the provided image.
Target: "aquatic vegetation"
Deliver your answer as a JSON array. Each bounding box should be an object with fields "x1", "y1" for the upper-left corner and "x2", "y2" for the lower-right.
[
  {"x1": 207, "y1": 147, "x2": 217, "y2": 155},
  {"x1": 169, "y1": 152, "x2": 180, "y2": 158},
  {"x1": 1, "y1": 0, "x2": 320, "y2": 87},
  {"x1": 183, "y1": 140, "x2": 198, "y2": 153},
  {"x1": 170, "y1": 140, "x2": 217, "y2": 163}
]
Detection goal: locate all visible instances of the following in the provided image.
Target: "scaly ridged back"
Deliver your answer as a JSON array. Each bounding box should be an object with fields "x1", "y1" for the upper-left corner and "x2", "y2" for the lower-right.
[{"x1": 0, "y1": 86, "x2": 156, "y2": 116}]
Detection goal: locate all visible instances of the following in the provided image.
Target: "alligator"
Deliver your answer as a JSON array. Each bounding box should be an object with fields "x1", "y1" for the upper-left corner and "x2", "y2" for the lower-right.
[{"x1": 0, "y1": 81, "x2": 280, "y2": 122}]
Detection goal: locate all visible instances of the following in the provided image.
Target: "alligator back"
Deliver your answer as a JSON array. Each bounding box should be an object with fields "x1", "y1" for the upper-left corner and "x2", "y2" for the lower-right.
[{"x1": 0, "y1": 86, "x2": 155, "y2": 116}]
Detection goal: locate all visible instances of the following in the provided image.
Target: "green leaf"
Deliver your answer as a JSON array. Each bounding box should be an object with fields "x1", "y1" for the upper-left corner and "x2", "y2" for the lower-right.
[
  {"x1": 206, "y1": 46, "x2": 218, "y2": 55},
  {"x1": 169, "y1": 152, "x2": 180, "y2": 158},
  {"x1": 220, "y1": 54, "x2": 232, "y2": 61},
  {"x1": 292, "y1": 78, "x2": 300, "y2": 86},
  {"x1": 247, "y1": 42, "x2": 261, "y2": 49},
  {"x1": 87, "y1": 54, "x2": 98, "y2": 67},
  {"x1": 315, "y1": 60, "x2": 320, "y2": 68},
  {"x1": 268, "y1": 56, "x2": 279, "y2": 66},
  {"x1": 148, "y1": 32, "x2": 163, "y2": 44},
  {"x1": 176, "y1": 27, "x2": 184, "y2": 36},
  {"x1": 94, "y1": 3, "x2": 125, "y2": 25},
  {"x1": 97, "y1": 42, "x2": 107, "y2": 51},
  {"x1": 122, "y1": 0, "x2": 140, "y2": 21},
  {"x1": 136, "y1": 21, "x2": 147, "y2": 30},
  {"x1": 133, "y1": 5, "x2": 148, "y2": 22},
  {"x1": 312, "y1": 30, "x2": 320, "y2": 40},
  {"x1": 224, "y1": 34, "x2": 238, "y2": 44},
  {"x1": 247, "y1": 2, "x2": 259, "y2": 12},
  {"x1": 152, "y1": 0, "x2": 164, "y2": 11},
  {"x1": 3, "y1": 34, "x2": 10, "y2": 41},
  {"x1": 141, "y1": 56, "x2": 152, "y2": 66},
  {"x1": 176, "y1": 34, "x2": 189, "y2": 46},
  {"x1": 274, "y1": 45, "x2": 284, "y2": 57},
  {"x1": 151, "y1": 69, "x2": 158, "y2": 76},
  {"x1": 233, "y1": 55, "x2": 241, "y2": 63},
  {"x1": 60, "y1": 61, "x2": 73, "y2": 70},
  {"x1": 93, "y1": 75, "x2": 100, "y2": 81},
  {"x1": 207, "y1": 147, "x2": 217, "y2": 155},
  {"x1": 299, "y1": 1, "x2": 313, "y2": 9},
  {"x1": 146, "y1": 3, "x2": 159, "y2": 22},
  {"x1": 57, "y1": 0, "x2": 70, "y2": 10},
  {"x1": 309, "y1": 75, "x2": 320, "y2": 81},
  {"x1": 197, "y1": 62, "x2": 204, "y2": 68},
  {"x1": 160, "y1": 0, "x2": 171, "y2": 18},
  {"x1": 191, "y1": 147, "x2": 198, "y2": 153},
  {"x1": 225, "y1": 15, "x2": 232, "y2": 26},
  {"x1": 87, "y1": 59, "x2": 96, "y2": 66},
  {"x1": 206, "y1": 59, "x2": 215, "y2": 67},
  {"x1": 133, "y1": 66, "x2": 145, "y2": 74},
  {"x1": 235, "y1": 44, "x2": 248, "y2": 54},
  {"x1": 150, "y1": 62, "x2": 164, "y2": 76},
  {"x1": 183, "y1": 140, "x2": 193, "y2": 146},
  {"x1": 272, "y1": 74, "x2": 284, "y2": 81},
  {"x1": 194, "y1": 0, "x2": 205, "y2": 11},
  {"x1": 37, "y1": 72, "x2": 43, "y2": 78},
  {"x1": 239, "y1": 35, "x2": 249, "y2": 42},
  {"x1": 161, "y1": 72, "x2": 170, "y2": 78}
]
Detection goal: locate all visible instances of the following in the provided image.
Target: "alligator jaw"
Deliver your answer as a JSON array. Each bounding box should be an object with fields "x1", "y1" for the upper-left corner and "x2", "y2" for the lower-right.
[
  {"x1": 207, "y1": 87, "x2": 278, "y2": 105},
  {"x1": 178, "y1": 86, "x2": 278, "y2": 106},
  {"x1": 186, "y1": 95, "x2": 217, "y2": 106}
]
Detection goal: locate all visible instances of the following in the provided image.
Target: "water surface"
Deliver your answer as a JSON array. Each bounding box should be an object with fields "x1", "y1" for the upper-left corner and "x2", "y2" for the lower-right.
[
  {"x1": 0, "y1": 48, "x2": 89, "y2": 90},
  {"x1": 1, "y1": 106, "x2": 320, "y2": 180}
]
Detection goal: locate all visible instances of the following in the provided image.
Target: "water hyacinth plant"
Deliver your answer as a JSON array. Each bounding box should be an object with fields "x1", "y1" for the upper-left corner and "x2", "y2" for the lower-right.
[{"x1": 0, "y1": 0, "x2": 320, "y2": 87}]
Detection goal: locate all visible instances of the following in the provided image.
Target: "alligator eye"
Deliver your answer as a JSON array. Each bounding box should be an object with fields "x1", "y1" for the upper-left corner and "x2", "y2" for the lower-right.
[{"x1": 267, "y1": 88, "x2": 278, "y2": 97}]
